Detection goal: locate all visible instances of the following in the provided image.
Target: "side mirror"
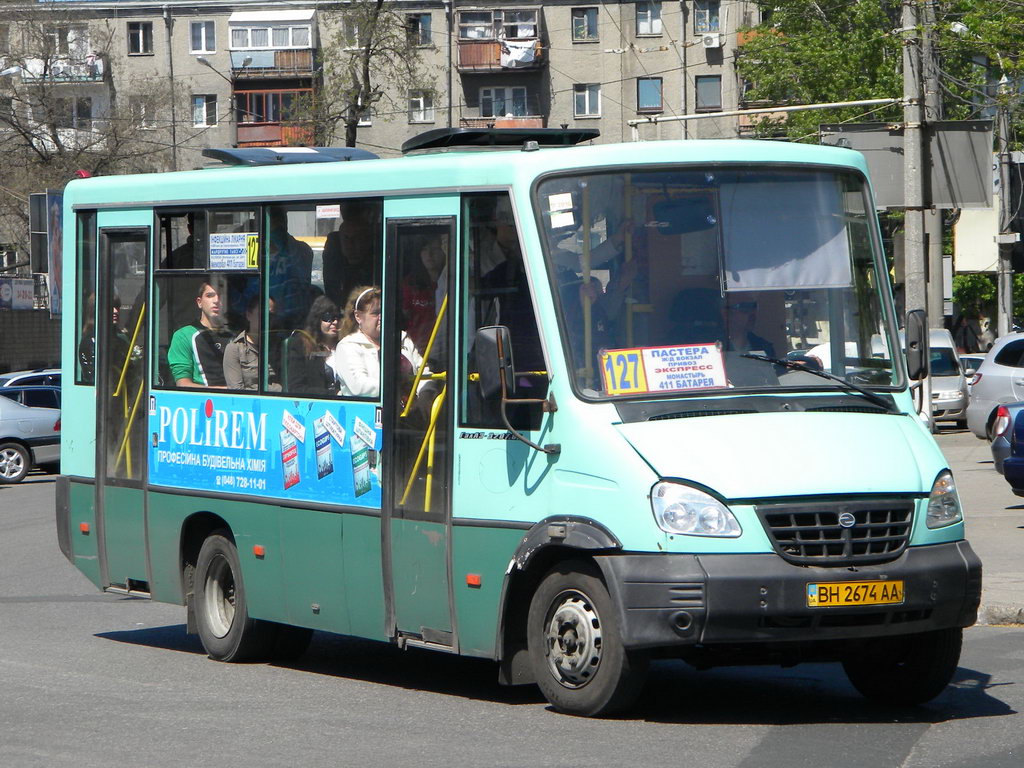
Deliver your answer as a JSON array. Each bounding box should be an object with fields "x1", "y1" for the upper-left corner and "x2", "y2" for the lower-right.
[
  {"x1": 965, "y1": 368, "x2": 976, "y2": 378},
  {"x1": 474, "y1": 326, "x2": 515, "y2": 400},
  {"x1": 905, "y1": 309, "x2": 929, "y2": 381}
]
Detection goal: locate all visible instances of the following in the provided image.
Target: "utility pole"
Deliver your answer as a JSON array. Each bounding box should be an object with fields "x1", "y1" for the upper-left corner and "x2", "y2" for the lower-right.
[
  {"x1": 902, "y1": 0, "x2": 932, "y2": 428},
  {"x1": 922, "y1": 0, "x2": 944, "y2": 327},
  {"x1": 997, "y1": 74, "x2": 1014, "y2": 336}
]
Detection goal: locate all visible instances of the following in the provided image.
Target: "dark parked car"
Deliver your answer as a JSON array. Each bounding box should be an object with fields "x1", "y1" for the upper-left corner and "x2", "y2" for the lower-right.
[
  {"x1": 0, "y1": 385, "x2": 61, "y2": 410},
  {"x1": 1001, "y1": 407, "x2": 1024, "y2": 495}
]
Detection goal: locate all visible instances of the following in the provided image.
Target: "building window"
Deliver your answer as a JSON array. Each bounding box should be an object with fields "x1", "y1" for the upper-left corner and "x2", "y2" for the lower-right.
[
  {"x1": 230, "y1": 24, "x2": 311, "y2": 50},
  {"x1": 481, "y1": 86, "x2": 528, "y2": 118},
  {"x1": 408, "y1": 90, "x2": 435, "y2": 123},
  {"x1": 637, "y1": 77, "x2": 663, "y2": 112},
  {"x1": 357, "y1": 108, "x2": 373, "y2": 127},
  {"x1": 572, "y1": 8, "x2": 599, "y2": 42},
  {"x1": 636, "y1": 2, "x2": 663, "y2": 36},
  {"x1": 0, "y1": 24, "x2": 9, "y2": 56},
  {"x1": 695, "y1": 75, "x2": 722, "y2": 111},
  {"x1": 458, "y1": 10, "x2": 537, "y2": 40},
  {"x1": 192, "y1": 94, "x2": 217, "y2": 127},
  {"x1": 53, "y1": 97, "x2": 92, "y2": 130},
  {"x1": 130, "y1": 97, "x2": 156, "y2": 128},
  {"x1": 191, "y1": 21, "x2": 216, "y2": 53},
  {"x1": 694, "y1": 0, "x2": 721, "y2": 34},
  {"x1": 407, "y1": 14, "x2": 432, "y2": 46},
  {"x1": 127, "y1": 22, "x2": 153, "y2": 55},
  {"x1": 235, "y1": 90, "x2": 307, "y2": 123},
  {"x1": 574, "y1": 84, "x2": 601, "y2": 117},
  {"x1": 45, "y1": 25, "x2": 89, "y2": 58}
]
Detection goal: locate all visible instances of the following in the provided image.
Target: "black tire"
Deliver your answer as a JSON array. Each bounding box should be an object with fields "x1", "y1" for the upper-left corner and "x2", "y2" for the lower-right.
[
  {"x1": 842, "y1": 627, "x2": 962, "y2": 705},
  {"x1": 194, "y1": 530, "x2": 274, "y2": 662},
  {"x1": 527, "y1": 560, "x2": 648, "y2": 717},
  {"x1": 0, "y1": 442, "x2": 31, "y2": 484}
]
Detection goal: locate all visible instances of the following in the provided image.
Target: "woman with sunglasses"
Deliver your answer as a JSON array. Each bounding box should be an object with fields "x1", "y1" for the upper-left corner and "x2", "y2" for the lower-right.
[
  {"x1": 284, "y1": 294, "x2": 341, "y2": 395},
  {"x1": 333, "y1": 285, "x2": 427, "y2": 400}
]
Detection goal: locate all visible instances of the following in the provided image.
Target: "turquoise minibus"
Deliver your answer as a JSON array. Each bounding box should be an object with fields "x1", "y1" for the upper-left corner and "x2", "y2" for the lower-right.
[{"x1": 56, "y1": 129, "x2": 981, "y2": 716}]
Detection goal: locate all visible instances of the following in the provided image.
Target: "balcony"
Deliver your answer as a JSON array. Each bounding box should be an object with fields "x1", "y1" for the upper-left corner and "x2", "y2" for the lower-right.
[
  {"x1": 236, "y1": 122, "x2": 313, "y2": 147},
  {"x1": 459, "y1": 115, "x2": 546, "y2": 129},
  {"x1": 231, "y1": 49, "x2": 316, "y2": 79},
  {"x1": 457, "y1": 40, "x2": 545, "y2": 72},
  {"x1": 19, "y1": 56, "x2": 105, "y2": 83}
]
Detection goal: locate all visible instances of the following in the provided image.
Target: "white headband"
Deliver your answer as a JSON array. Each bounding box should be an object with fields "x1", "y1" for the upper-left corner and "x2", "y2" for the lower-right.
[{"x1": 355, "y1": 288, "x2": 375, "y2": 310}]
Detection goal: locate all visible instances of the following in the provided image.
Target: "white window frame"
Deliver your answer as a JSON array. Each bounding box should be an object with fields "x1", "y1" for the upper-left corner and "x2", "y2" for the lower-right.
[
  {"x1": 229, "y1": 24, "x2": 312, "y2": 50},
  {"x1": 572, "y1": 8, "x2": 600, "y2": 42},
  {"x1": 637, "y1": 76, "x2": 663, "y2": 113},
  {"x1": 636, "y1": 2, "x2": 663, "y2": 36},
  {"x1": 127, "y1": 21, "x2": 154, "y2": 56},
  {"x1": 573, "y1": 83, "x2": 601, "y2": 118},
  {"x1": 457, "y1": 10, "x2": 538, "y2": 41},
  {"x1": 52, "y1": 97, "x2": 92, "y2": 130},
  {"x1": 192, "y1": 94, "x2": 218, "y2": 127},
  {"x1": 408, "y1": 90, "x2": 435, "y2": 123},
  {"x1": 480, "y1": 86, "x2": 528, "y2": 118},
  {"x1": 190, "y1": 21, "x2": 216, "y2": 54},
  {"x1": 407, "y1": 13, "x2": 432, "y2": 46},
  {"x1": 694, "y1": 0, "x2": 721, "y2": 34},
  {"x1": 130, "y1": 96, "x2": 156, "y2": 128}
]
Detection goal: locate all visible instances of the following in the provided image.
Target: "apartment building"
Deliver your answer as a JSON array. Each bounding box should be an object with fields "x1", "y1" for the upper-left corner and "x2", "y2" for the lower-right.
[{"x1": 1, "y1": 0, "x2": 761, "y2": 165}]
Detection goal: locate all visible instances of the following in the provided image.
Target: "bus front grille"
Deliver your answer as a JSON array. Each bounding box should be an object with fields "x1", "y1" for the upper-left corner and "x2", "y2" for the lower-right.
[{"x1": 755, "y1": 499, "x2": 915, "y2": 566}]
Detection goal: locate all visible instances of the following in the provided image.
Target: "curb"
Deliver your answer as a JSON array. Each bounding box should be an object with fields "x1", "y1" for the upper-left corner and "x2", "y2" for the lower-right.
[{"x1": 977, "y1": 602, "x2": 1024, "y2": 626}]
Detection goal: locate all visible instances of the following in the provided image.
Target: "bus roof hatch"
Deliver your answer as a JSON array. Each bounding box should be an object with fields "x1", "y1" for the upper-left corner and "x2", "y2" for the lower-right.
[
  {"x1": 201, "y1": 147, "x2": 379, "y2": 166},
  {"x1": 402, "y1": 128, "x2": 600, "y2": 154}
]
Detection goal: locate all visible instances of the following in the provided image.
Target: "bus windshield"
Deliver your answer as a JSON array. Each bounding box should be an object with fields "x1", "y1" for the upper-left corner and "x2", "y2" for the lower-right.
[{"x1": 535, "y1": 167, "x2": 899, "y2": 399}]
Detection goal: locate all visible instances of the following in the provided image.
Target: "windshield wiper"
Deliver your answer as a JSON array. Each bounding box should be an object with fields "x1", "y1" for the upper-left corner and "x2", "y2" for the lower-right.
[{"x1": 740, "y1": 353, "x2": 898, "y2": 413}]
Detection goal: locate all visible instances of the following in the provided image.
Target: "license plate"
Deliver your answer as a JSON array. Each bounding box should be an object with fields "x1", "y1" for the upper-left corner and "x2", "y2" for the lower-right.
[{"x1": 806, "y1": 580, "x2": 904, "y2": 608}]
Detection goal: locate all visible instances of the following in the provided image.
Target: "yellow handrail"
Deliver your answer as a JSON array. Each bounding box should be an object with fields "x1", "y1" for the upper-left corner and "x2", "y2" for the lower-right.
[
  {"x1": 399, "y1": 384, "x2": 447, "y2": 510},
  {"x1": 113, "y1": 303, "x2": 146, "y2": 399},
  {"x1": 401, "y1": 294, "x2": 448, "y2": 418},
  {"x1": 115, "y1": 377, "x2": 145, "y2": 477}
]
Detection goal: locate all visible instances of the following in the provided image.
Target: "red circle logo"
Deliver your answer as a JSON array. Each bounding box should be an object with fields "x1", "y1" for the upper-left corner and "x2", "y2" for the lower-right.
[{"x1": 205, "y1": 399, "x2": 214, "y2": 418}]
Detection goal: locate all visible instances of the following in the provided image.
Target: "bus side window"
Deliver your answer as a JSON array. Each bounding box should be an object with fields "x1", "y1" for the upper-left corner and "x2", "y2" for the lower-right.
[{"x1": 462, "y1": 192, "x2": 547, "y2": 430}]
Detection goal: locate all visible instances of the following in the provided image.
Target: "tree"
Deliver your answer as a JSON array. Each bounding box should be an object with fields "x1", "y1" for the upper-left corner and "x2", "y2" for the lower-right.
[
  {"x1": 736, "y1": 1, "x2": 1024, "y2": 144},
  {"x1": 288, "y1": 1, "x2": 435, "y2": 147},
  {"x1": 0, "y1": 3, "x2": 179, "y2": 255}
]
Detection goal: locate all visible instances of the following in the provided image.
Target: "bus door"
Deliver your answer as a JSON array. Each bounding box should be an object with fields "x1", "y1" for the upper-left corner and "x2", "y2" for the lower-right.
[
  {"x1": 382, "y1": 214, "x2": 456, "y2": 647},
  {"x1": 94, "y1": 226, "x2": 150, "y2": 591}
]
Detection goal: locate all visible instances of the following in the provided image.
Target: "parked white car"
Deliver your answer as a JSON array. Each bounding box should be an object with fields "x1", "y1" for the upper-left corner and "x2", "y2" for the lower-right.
[
  {"x1": 966, "y1": 332, "x2": 1024, "y2": 439},
  {"x1": 0, "y1": 394, "x2": 61, "y2": 483}
]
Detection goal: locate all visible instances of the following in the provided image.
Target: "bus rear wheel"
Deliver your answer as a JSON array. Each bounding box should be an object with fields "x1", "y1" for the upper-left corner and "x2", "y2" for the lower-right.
[
  {"x1": 842, "y1": 627, "x2": 962, "y2": 705},
  {"x1": 527, "y1": 560, "x2": 648, "y2": 717},
  {"x1": 194, "y1": 530, "x2": 273, "y2": 662}
]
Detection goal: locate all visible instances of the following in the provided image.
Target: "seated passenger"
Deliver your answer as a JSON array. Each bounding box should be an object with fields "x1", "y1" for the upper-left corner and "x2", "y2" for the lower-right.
[
  {"x1": 168, "y1": 280, "x2": 234, "y2": 388},
  {"x1": 223, "y1": 295, "x2": 280, "y2": 391},
  {"x1": 284, "y1": 295, "x2": 341, "y2": 396},
  {"x1": 401, "y1": 238, "x2": 447, "y2": 356},
  {"x1": 333, "y1": 286, "x2": 426, "y2": 399},
  {"x1": 267, "y1": 207, "x2": 314, "y2": 329}
]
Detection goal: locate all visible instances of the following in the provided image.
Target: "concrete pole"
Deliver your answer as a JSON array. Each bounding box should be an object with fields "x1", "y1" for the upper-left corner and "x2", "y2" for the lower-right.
[
  {"x1": 903, "y1": 0, "x2": 932, "y2": 428},
  {"x1": 997, "y1": 92, "x2": 1014, "y2": 337},
  {"x1": 922, "y1": 0, "x2": 944, "y2": 327}
]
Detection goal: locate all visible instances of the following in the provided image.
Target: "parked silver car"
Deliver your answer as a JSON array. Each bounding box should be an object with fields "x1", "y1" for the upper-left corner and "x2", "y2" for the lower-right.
[
  {"x1": 0, "y1": 394, "x2": 61, "y2": 483},
  {"x1": 966, "y1": 332, "x2": 1024, "y2": 439},
  {"x1": 0, "y1": 368, "x2": 61, "y2": 388}
]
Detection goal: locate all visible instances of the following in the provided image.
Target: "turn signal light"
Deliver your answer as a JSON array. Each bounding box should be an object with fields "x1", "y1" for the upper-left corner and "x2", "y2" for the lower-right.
[
  {"x1": 79, "y1": 522, "x2": 90, "y2": 534},
  {"x1": 253, "y1": 545, "x2": 266, "y2": 558},
  {"x1": 466, "y1": 573, "x2": 482, "y2": 588}
]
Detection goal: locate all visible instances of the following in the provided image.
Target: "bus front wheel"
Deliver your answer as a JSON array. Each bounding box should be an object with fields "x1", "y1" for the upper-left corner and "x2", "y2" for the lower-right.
[
  {"x1": 194, "y1": 530, "x2": 272, "y2": 662},
  {"x1": 527, "y1": 560, "x2": 648, "y2": 717},
  {"x1": 842, "y1": 627, "x2": 962, "y2": 704}
]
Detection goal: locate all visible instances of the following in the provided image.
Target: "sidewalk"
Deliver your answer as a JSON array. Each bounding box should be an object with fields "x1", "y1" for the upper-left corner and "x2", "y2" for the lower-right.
[{"x1": 935, "y1": 428, "x2": 1024, "y2": 625}]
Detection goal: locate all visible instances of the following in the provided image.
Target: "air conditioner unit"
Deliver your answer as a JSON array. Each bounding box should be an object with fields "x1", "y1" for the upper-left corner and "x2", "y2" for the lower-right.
[{"x1": 701, "y1": 33, "x2": 723, "y2": 49}]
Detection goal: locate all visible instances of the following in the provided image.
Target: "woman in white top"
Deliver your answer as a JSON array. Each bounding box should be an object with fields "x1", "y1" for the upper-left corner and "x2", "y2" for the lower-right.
[{"x1": 332, "y1": 286, "x2": 426, "y2": 399}]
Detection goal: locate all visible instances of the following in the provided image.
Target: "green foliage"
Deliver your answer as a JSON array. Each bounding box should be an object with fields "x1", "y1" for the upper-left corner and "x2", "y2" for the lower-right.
[
  {"x1": 738, "y1": 1, "x2": 1024, "y2": 146},
  {"x1": 952, "y1": 273, "x2": 995, "y2": 317}
]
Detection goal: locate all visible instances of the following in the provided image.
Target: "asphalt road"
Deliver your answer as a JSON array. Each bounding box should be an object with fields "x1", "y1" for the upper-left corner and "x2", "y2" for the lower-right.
[{"x1": 1, "y1": 470, "x2": 1022, "y2": 768}]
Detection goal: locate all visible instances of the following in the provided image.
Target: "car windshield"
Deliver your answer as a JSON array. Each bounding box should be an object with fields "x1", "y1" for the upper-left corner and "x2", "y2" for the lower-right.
[
  {"x1": 535, "y1": 166, "x2": 899, "y2": 400},
  {"x1": 931, "y1": 348, "x2": 961, "y2": 376}
]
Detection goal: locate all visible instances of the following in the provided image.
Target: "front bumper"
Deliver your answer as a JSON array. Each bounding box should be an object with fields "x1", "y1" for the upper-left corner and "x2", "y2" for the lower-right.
[{"x1": 597, "y1": 541, "x2": 981, "y2": 650}]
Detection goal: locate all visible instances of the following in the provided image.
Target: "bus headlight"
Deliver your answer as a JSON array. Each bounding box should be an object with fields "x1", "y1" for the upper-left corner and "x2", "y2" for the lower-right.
[
  {"x1": 926, "y1": 471, "x2": 963, "y2": 529},
  {"x1": 651, "y1": 482, "x2": 741, "y2": 537}
]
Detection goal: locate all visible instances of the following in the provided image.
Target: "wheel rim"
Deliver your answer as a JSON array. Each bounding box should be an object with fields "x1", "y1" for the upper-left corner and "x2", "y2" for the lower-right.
[
  {"x1": 0, "y1": 448, "x2": 25, "y2": 480},
  {"x1": 542, "y1": 588, "x2": 603, "y2": 689},
  {"x1": 202, "y1": 554, "x2": 236, "y2": 639}
]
